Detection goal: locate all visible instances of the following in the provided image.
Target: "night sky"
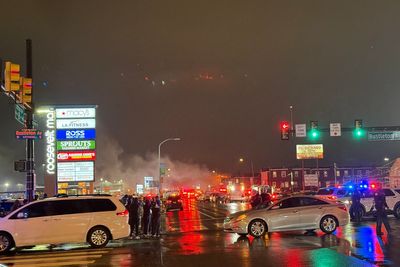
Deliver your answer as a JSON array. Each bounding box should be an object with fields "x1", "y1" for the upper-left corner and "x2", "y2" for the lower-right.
[{"x1": 1, "y1": 1, "x2": 400, "y2": 185}]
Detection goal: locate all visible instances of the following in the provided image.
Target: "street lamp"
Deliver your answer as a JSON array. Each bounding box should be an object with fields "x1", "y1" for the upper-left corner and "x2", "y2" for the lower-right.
[
  {"x1": 384, "y1": 157, "x2": 390, "y2": 162},
  {"x1": 4, "y1": 183, "x2": 9, "y2": 192},
  {"x1": 158, "y1": 138, "x2": 181, "y2": 194}
]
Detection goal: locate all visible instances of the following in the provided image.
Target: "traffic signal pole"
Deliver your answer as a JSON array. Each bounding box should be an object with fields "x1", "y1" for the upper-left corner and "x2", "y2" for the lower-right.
[{"x1": 25, "y1": 39, "x2": 35, "y2": 202}]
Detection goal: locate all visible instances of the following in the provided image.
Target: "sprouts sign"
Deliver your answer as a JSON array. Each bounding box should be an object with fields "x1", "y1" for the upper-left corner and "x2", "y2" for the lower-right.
[
  {"x1": 44, "y1": 106, "x2": 97, "y2": 183},
  {"x1": 296, "y1": 144, "x2": 324, "y2": 160}
]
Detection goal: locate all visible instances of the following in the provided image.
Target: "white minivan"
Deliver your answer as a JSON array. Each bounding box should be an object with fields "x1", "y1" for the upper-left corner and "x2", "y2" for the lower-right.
[{"x1": 0, "y1": 195, "x2": 130, "y2": 254}]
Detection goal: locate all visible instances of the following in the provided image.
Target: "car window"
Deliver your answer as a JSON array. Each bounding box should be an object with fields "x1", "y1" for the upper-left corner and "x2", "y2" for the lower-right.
[
  {"x1": 336, "y1": 189, "x2": 346, "y2": 196},
  {"x1": 316, "y1": 189, "x2": 334, "y2": 195},
  {"x1": 383, "y1": 189, "x2": 395, "y2": 197},
  {"x1": 46, "y1": 200, "x2": 88, "y2": 216},
  {"x1": 300, "y1": 197, "x2": 328, "y2": 206},
  {"x1": 395, "y1": 189, "x2": 400, "y2": 194},
  {"x1": 10, "y1": 202, "x2": 51, "y2": 219},
  {"x1": 86, "y1": 199, "x2": 117, "y2": 212},
  {"x1": 168, "y1": 196, "x2": 181, "y2": 201},
  {"x1": 276, "y1": 198, "x2": 301, "y2": 209}
]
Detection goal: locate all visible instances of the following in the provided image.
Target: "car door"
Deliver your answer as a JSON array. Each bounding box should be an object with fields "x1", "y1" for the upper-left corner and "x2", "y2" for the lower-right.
[
  {"x1": 9, "y1": 201, "x2": 53, "y2": 246},
  {"x1": 267, "y1": 197, "x2": 301, "y2": 231},
  {"x1": 44, "y1": 199, "x2": 92, "y2": 244},
  {"x1": 297, "y1": 197, "x2": 329, "y2": 229}
]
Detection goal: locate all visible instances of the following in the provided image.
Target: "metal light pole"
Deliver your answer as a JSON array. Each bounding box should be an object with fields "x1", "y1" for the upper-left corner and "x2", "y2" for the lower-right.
[{"x1": 158, "y1": 138, "x2": 181, "y2": 194}]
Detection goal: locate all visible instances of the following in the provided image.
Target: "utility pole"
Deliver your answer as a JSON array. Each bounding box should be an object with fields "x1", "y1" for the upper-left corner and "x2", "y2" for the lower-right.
[
  {"x1": 334, "y1": 162, "x2": 337, "y2": 186},
  {"x1": 25, "y1": 39, "x2": 35, "y2": 202}
]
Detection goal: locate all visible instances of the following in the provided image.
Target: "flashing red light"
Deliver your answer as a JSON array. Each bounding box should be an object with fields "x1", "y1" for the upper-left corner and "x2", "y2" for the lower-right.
[
  {"x1": 371, "y1": 184, "x2": 376, "y2": 189},
  {"x1": 116, "y1": 209, "x2": 129, "y2": 216}
]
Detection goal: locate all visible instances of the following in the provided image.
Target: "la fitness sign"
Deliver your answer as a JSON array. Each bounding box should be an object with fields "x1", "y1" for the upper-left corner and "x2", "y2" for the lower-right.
[{"x1": 45, "y1": 109, "x2": 56, "y2": 175}]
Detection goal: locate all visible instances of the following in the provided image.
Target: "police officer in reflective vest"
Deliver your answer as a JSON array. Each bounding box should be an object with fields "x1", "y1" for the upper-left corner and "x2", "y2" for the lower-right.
[{"x1": 373, "y1": 184, "x2": 391, "y2": 235}]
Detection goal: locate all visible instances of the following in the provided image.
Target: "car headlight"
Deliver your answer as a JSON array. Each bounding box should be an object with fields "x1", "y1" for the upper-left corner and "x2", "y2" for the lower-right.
[
  {"x1": 232, "y1": 214, "x2": 247, "y2": 223},
  {"x1": 343, "y1": 200, "x2": 352, "y2": 205}
]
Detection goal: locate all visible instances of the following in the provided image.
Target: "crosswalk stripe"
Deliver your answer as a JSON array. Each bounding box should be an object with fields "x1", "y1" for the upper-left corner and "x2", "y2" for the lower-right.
[
  {"x1": 11, "y1": 260, "x2": 96, "y2": 267},
  {"x1": 0, "y1": 254, "x2": 103, "y2": 264},
  {"x1": 0, "y1": 249, "x2": 110, "y2": 260}
]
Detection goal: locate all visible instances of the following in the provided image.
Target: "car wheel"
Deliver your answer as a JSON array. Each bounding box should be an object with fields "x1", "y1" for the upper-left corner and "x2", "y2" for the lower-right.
[
  {"x1": 394, "y1": 204, "x2": 400, "y2": 219},
  {"x1": 87, "y1": 226, "x2": 110, "y2": 248},
  {"x1": 320, "y1": 215, "x2": 338, "y2": 234},
  {"x1": 248, "y1": 219, "x2": 267, "y2": 238},
  {"x1": 0, "y1": 232, "x2": 14, "y2": 254}
]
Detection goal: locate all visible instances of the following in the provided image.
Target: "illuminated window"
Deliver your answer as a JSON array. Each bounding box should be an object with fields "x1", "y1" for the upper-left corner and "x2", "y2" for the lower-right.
[
  {"x1": 294, "y1": 171, "x2": 299, "y2": 177},
  {"x1": 324, "y1": 171, "x2": 328, "y2": 178},
  {"x1": 336, "y1": 170, "x2": 340, "y2": 177},
  {"x1": 273, "y1": 171, "x2": 277, "y2": 178},
  {"x1": 281, "y1": 171, "x2": 286, "y2": 178}
]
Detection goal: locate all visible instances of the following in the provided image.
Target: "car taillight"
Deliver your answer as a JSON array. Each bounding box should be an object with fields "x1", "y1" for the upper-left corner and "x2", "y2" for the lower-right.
[
  {"x1": 167, "y1": 200, "x2": 172, "y2": 204},
  {"x1": 327, "y1": 195, "x2": 337, "y2": 200},
  {"x1": 117, "y1": 209, "x2": 129, "y2": 216},
  {"x1": 178, "y1": 199, "x2": 182, "y2": 202},
  {"x1": 338, "y1": 206, "x2": 347, "y2": 212}
]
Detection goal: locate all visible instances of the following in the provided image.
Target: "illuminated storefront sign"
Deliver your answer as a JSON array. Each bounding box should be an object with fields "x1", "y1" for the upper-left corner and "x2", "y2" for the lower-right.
[
  {"x1": 296, "y1": 144, "x2": 324, "y2": 160},
  {"x1": 56, "y1": 129, "x2": 96, "y2": 140},
  {"x1": 56, "y1": 119, "x2": 96, "y2": 129},
  {"x1": 45, "y1": 109, "x2": 56, "y2": 175},
  {"x1": 57, "y1": 151, "x2": 96, "y2": 161},
  {"x1": 56, "y1": 108, "x2": 96, "y2": 119},
  {"x1": 57, "y1": 140, "x2": 96, "y2": 150},
  {"x1": 57, "y1": 161, "x2": 95, "y2": 182}
]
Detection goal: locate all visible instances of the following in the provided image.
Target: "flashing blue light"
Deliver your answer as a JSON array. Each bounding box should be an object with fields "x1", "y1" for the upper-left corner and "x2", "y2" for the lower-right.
[
  {"x1": 364, "y1": 185, "x2": 368, "y2": 189},
  {"x1": 349, "y1": 185, "x2": 353, "y2": 189},
  {"x1": 360, "y1": 185, "x2": 363, "y2": 188}
]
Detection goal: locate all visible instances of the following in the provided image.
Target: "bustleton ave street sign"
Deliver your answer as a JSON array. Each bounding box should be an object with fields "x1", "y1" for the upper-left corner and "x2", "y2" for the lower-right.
[{"x1": 368, "y1": 131, "x2": 400, "y2": 141}]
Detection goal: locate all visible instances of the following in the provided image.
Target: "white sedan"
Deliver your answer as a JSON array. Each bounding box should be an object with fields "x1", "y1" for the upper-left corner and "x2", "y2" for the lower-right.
[{"x1": 223, "y1": 195, "x2": 349, "y2": 237}]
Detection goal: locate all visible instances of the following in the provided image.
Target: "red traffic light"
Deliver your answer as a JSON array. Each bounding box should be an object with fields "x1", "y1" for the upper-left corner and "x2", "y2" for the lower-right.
[
  {"x1": 280, "y1": 121, "x2": 290, "y2": 140},
  {"x1": 280, "y1": 121, "x2": 290, "y2": 130}
]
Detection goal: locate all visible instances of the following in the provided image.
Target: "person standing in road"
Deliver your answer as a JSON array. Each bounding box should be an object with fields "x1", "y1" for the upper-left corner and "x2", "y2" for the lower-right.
[
  {"x1": 142, "y1": 197, "x2": 152, "y2": 237},
  {"x1": 151, "y1": 195, "x2": 162, "y2": 238},
  {"x1": 351, "y1": 188, "x2": 362, "y2": 222},
  {"x1": 128, "y1": 196, "x2": 141, "y2": 239},
  {"x1": 250, "y1": 192, "x2": 262, "y2": 209},
  {"x1": 373, "y1": 184, "x2": 391, "y2": 235}
]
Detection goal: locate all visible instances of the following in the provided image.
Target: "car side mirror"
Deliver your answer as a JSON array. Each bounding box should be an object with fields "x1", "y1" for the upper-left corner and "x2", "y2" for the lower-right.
[{"x1": 17, "y1": 212, "x2": 27, "y2": 219}]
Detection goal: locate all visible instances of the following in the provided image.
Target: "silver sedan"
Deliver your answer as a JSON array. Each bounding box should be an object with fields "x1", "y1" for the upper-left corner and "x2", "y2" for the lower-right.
[{"x1": 223, "y1": 195, "x2": 349, "y2": 237}]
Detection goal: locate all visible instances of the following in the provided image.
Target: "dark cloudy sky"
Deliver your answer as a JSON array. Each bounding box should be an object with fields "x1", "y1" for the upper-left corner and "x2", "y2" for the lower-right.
[{"x1": 1, "y1": 1, "x2": 400, "y2": 184}]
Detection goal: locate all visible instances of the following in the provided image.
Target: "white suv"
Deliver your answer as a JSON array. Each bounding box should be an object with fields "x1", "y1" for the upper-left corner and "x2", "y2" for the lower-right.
[{"x1": 0, "y1": 195, "x2": 130, "y2": 254}]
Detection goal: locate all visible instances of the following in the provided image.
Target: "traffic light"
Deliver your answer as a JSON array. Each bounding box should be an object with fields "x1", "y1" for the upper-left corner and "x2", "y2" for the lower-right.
[
  {"x1": 309, "y1": 121, "x2": 320, "y2": 139},
  {"x1": 353, "y1": 119, "x2": 365, "y2": 138},
  {"x1": 20, "y1": 77, "x2": 32, "y2": 105},
  {"x1": 4, "y1": 61, "x2": 20, "y2": 92},
  {"x1": 280, "y1": 121, "x2": 290, "y2": 140}
]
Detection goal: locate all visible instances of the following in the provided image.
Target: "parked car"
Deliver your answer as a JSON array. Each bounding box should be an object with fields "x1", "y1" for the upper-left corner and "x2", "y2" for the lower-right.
[
  {"x1": 223, "y1": 195, "x2": 349, "y2": 237},
  {"x1": 315, "y1": 187, "x2": 350, "y2": 201},
  {"x1": 0, "y1": 195, "x2": 130, "y2": 254},
  {"x1": 165, "y1": 195, "x2": 183, "y2": 211}
]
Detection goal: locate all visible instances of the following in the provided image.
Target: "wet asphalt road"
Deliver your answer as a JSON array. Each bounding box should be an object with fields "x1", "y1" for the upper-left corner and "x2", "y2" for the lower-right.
[{"x1": 1, "y1": 199, "x2": 399, "y2": 267}]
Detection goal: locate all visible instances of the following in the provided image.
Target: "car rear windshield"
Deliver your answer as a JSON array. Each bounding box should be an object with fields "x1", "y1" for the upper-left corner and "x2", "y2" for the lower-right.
[
  {"x1": 316, "y1": 189, "x2": 334, "y2": 195},
  {"x1": 168, "y1": 196, "x2": 181, "y2": 201}
]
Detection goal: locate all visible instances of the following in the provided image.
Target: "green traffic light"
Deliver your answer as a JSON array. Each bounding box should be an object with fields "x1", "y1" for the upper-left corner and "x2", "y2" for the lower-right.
[
  {"x1": 354, "y1": 129, "x2": 365, "y2": 138},
  {"x1": 310, "y1": 129, "x2": 320, "y2": 139}
]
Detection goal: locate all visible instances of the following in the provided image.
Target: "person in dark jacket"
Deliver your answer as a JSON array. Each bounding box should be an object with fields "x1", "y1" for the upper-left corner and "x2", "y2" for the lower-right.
[
  {"x1": 128, "y1": 196, "x2": 141, "y2": 239},
  {"x1": 351, "y1": 189, "x2": 362, "y2": 222},
  {"x1": 250, "y1": 192, "x2": 262, "y2": 209},
  {"x1": 151, "y1": 196, "x2": 162, "y2": 237},
  {"x1": 373, "y1": 185, "x2": 391, "y2": 235},
  {"x1": 142, "y1": 197, "x2": 152, "y2": 237}
]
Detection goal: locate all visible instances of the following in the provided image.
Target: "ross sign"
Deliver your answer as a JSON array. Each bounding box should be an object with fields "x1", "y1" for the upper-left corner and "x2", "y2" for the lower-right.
[
  {"x1": 16, "y1": 129, "x2": 43, "y2": 140},
  {"x1": 15, "y1": 104, "x2": 25, "y2": 125},
  {"x1": 57, "y1": 161, "x2": 94, "y2": 182},
  {"x1": 330, "y1": 123, "x2": 341, "y2": 137},
  {"x1": 296, "y1": 144, "x2": 324, "y2": 160},
  {"x1": 56, "y1": 108, "x2": 96, "y2": 119},
  {"x1": 368, "y1": 131, "x2": 400, "y2": 141},
  {"x1": 56, "y1": 129, "x2": 96, "y2": 140},
  {"x1": 56, "y1": 119, "x2": 96, "y2": 129},
  {"x1": 304, "y1": 174, "x2": 319, "y2": 187},
  {"x1": 57, "y1": 151, "x2": 96, "y2": 161},
  {"x1": 57, "y1": 140, "x2": 96, "y2": 150},
  {"x1": 136, "y1": 184, "x2": 144, "y2": 195},
  {"x1": 295, "y1": 124, "x2": 307, "y2": 137}
]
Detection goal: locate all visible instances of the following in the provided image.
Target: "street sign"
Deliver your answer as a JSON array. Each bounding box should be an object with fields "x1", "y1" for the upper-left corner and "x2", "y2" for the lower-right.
[
  {"x1": 57, "y1": 140, "x2": 96, "y2": 150},
  {"x1": 330, "y1": 123, "x2": 341, "y2": 137},
  {"x1": 295, "y1": 124, "x2": 307, "y2": 137},
  {"x1": 15, "y1": 104, "x2": 25, "y2": 125},
  {"x1": 368, "y1": 131, "x2": 400, "y2": 141},
  {"x1": 16, "y1": 129, "x2": 43, "y2": 140}
]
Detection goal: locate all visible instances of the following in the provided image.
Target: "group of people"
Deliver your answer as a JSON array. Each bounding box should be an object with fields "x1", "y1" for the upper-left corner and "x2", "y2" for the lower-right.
[
  {"x1": 10, "y1": 193, "x2": 48, "y2": 212},
  {"x1": 350, "y1": 184, "x2": 391, "y2": 235},
  {"x1": 121, "y1": 194, "x2": 162, "y2": 239},
  {"x1": 250, "y1": 191, "x2": 272, "y2": 208}
]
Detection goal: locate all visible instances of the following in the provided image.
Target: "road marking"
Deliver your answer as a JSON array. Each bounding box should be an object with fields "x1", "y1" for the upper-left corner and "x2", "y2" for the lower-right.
[{"x1": 0, "y1": 248, "x2": 110, "y2": 266}]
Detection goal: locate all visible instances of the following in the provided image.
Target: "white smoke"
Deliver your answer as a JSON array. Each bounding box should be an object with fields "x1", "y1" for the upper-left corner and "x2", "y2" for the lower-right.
[{"x1": 95, "y1": 136, "x2": 215, "y2": 192}]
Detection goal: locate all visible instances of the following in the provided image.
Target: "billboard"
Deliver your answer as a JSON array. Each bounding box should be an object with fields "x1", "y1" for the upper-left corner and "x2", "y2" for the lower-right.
[
  {"x1": 57, "y1": 161, "x2": 94, "y2": 182},
  {"x1": 56, "y1": 108, "x2": 96, "y2": 119},
  {"x1": 57, "y1": 151, "x2": 96, "y2": 161},
  {"x1": 56, "y1": 129, "x2": 96, "y2": 140},
  {"x1": 296, "y1": 144, "x2": 324, "y2": 160},
  {"x1": 57, "y1": 140, "x2": 96, "y2": 150},
  {"x1": 304, "y1": 174, "x2": 319, "y2": 187},
  {"x1": 56, "y1": 119, "x2": 96, "y2": 129}
]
